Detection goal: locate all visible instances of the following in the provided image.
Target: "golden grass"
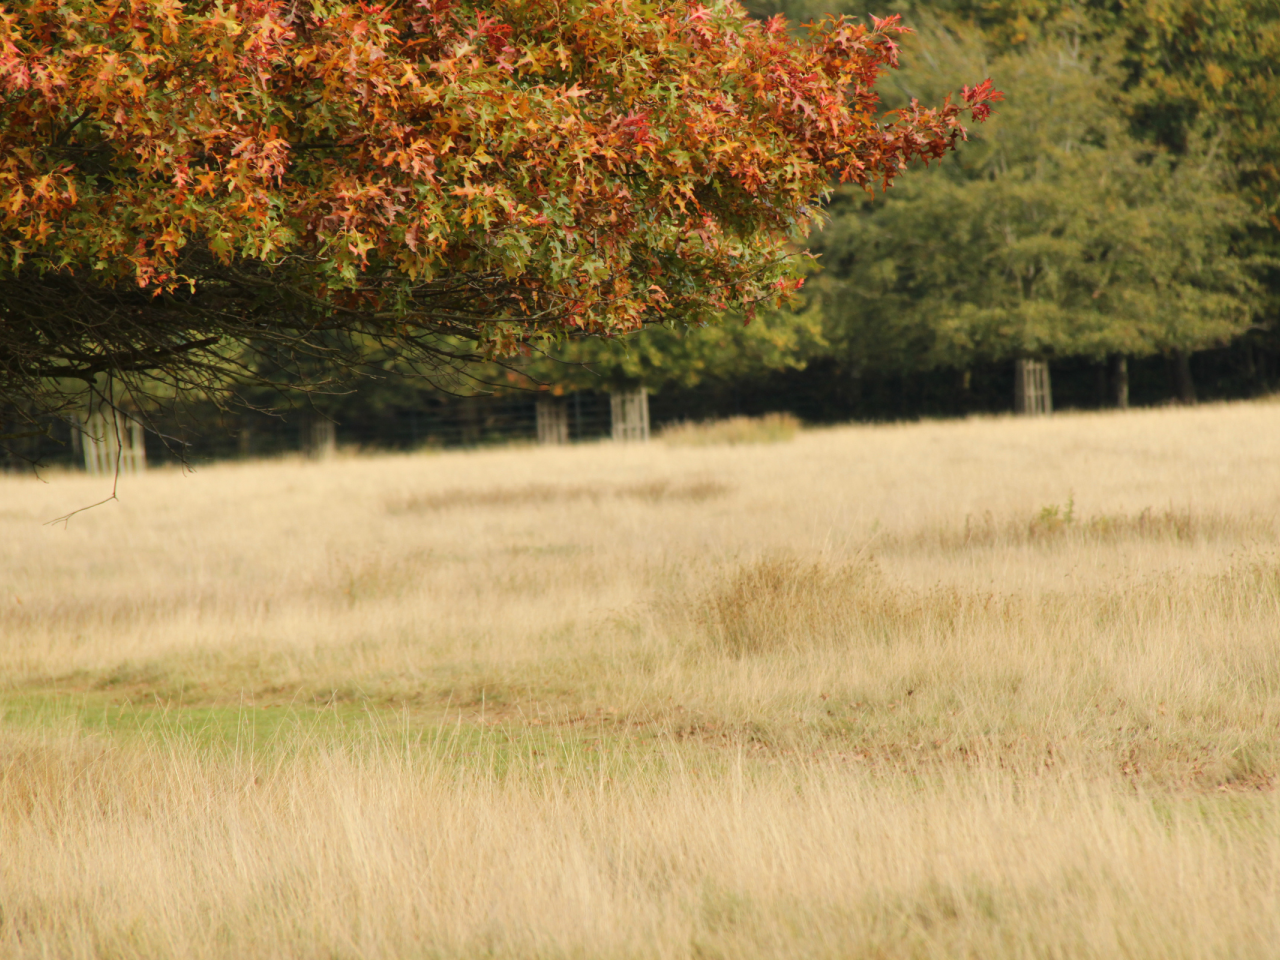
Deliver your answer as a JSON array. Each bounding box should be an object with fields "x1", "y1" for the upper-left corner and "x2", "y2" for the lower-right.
[
  {"x1": 3, "y1": 402, "x2": 1280, "y2": 958},
  {"x1": 658, "y1": 411, "x2": 801, "y2": 445},
  {"x1": 390, "y1": 477, "x2": 730, "y2": 513}
]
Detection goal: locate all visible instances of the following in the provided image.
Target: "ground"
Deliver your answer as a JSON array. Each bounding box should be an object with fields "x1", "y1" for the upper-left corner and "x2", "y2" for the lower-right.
[{"x1": 2, "y1": 401, "x2": 1279, "y2": 958}]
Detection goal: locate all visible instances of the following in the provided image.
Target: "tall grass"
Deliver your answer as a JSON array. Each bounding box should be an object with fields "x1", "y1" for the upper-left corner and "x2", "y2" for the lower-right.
[
  {"x1": 6, "y1": 726, "x2": 1279, "y2": 959},
  {"x1": 3, "y1": 402, "x2": 1280, "y2": 957}
]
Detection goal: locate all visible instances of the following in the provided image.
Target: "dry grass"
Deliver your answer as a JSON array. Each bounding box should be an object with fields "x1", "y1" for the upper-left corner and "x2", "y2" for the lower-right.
[
  {"x1": 658, "y1": 411, "x2": 801, "y2": 445},
  {"x1": 879, "y1": 501, "x2": 1260, "y2": 552},
  {"x1": 3, "y1": 401, "x2": 1280, "y2": 958},
  {"x1": 390, "y1": 477, "x2": 730, "y2": 513}
]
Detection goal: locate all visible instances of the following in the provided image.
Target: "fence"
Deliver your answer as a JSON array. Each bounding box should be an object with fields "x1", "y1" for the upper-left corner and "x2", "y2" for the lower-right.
[
  {"x1": 8, "y1": 390, "x2": 641, "y2": 471},
  {"x1": 535, "y1": 390, "x2": 651, "y2": 445},
  {"x1": 5, "y1": 344, "x2": 1270, "y2": 473}
]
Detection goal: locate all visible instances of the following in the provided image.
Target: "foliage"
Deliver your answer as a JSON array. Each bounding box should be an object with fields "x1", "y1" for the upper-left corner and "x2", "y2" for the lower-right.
[
  {"x1": 506, "y1": 296, "x2": 826, "y2": 392},
  {"x1": 1118, "y1": 0, "x2": 1280, "y2": 331},
  {"x1": 810, "y1": 24, "x2": 1260, "y2": 372},
  {"x1": 740, "y1": 0, "x2": 1114, "y2": 45},
  {"x1": 0, "y1": 0, "x2": 996, "y2": 423}
]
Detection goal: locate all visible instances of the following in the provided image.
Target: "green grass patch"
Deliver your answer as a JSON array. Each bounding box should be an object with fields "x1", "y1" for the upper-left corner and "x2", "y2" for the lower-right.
[{"x1": 0, "y1": 689, "x2": 710, "y2": 782}]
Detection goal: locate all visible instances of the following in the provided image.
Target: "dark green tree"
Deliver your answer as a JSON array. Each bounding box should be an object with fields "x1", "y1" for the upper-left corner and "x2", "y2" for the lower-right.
[
  {"x1": 506, "y1": 297, "x2": 824, "y2": 394},
  {"x1": 808, "y1": 21, "x2": 1260, "y2": 404}
]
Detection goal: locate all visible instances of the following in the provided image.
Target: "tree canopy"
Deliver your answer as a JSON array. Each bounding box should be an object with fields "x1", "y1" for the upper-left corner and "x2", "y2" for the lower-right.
[
  {"x1": 0, "y1": 0, "x2": 996, "y2": 421},
  {"x1": 810, "y1": 25, "x2": 1259, "y2": 376}
]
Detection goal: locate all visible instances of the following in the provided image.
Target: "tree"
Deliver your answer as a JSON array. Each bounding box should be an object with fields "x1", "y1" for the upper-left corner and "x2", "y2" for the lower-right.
[
  {"x1": 809, "y1": 23, "x2": 1259, "y2": 401},
  {"x1": 508, "y1": 298, "x2": 825, "y2": 393},
  {"x1": 0, "y1": 0, "x2": 996, "y2": 431}
]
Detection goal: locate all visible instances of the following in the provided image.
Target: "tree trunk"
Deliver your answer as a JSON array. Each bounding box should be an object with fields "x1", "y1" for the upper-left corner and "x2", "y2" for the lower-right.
[
  {"x1": 1171, "y1": 350, "x2": 1197, "y2": 405},
  {"x1": 846, "y1": 359, "x2": 863, "y2": 418},
  {"x1": 1109, "y1": 355, "x2": 1129, "y2": 410},
  {"x1": 458, "y1": 397, "x2": 482, "y2": 445},
  {"x1": 237, "y1": 425, "x2": 253, "y2": 459}
]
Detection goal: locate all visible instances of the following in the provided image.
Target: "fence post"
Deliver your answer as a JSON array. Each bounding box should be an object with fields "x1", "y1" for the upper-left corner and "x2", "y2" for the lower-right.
[
  {"x1": 536, "y1": 398, "x2": 569, "y2": 445},
  {"x1": 610, "y1": 388, "x2": 650, "y2": 442},
  {"x1": 1014, "y1": 359, "x2": 1052, "y2": 416}
]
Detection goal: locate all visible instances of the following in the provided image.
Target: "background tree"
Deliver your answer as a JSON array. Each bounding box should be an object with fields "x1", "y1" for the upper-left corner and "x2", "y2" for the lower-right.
[
  {"x1": 506, "y1": 296, "x2": 825, "y2": 393},
  {"x1": 0, "y1": 0, "x2": 995, "y2": 437},
  {"x1": 806, "y1": 19, "x2": 1260, "y2": 404}
]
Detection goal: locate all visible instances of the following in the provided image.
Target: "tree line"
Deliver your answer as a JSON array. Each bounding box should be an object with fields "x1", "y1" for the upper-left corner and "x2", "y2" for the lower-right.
[{"x1": 523, "y1": 0, "x2": 1278, "y2": 411}]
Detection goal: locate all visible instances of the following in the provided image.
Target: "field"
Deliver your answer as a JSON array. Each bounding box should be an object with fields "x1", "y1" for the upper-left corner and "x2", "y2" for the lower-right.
[{"x1": 3, "y1": 401, "x2": 1280, "y2": 958}]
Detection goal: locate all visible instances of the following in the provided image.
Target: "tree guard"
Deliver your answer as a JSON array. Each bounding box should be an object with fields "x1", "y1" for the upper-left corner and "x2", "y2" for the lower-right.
[
  {"x1": 1014, "y1": 360, "x2": 1052, "y2": 416},
  {"x1": 611, "y1": 389, "x2": 650, "y2": 443}
]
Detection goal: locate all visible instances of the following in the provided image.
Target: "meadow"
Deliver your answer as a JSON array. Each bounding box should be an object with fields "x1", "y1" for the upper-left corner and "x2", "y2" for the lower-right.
[{"x1": 3, "y1": 401, "x2": 1280, "y2": 958}]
